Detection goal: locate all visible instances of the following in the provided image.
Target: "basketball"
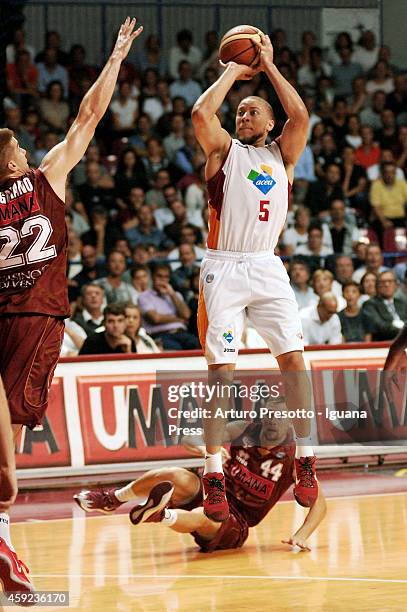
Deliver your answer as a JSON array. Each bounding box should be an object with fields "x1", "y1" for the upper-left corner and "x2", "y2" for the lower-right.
[{"x1": 219, "y1": 25, "x2": 262, "y2": 66}]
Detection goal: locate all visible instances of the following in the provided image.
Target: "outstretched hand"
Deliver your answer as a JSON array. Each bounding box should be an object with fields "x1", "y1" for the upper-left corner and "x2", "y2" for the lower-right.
[
  {"x1": 113, "y1": 16, "x2": 143, "y2": 60},
  {"x1": 282, "y1": 535, "x2": 311, "y2": 552}
]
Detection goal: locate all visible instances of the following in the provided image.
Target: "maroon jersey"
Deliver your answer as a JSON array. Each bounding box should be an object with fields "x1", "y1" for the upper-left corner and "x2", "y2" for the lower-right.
[
  {"x1": 224, "y1": 423, "x2": 295, "y2": 526},
  {"x1": 0, "y1": 168, "x2": 69, "y2": 317}
]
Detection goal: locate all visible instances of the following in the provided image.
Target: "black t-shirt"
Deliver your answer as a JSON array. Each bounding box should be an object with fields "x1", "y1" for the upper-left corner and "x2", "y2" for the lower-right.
[
  {"x1": 338, "y1": 309, "x2": 366, "y2": 342},
  {"x1": 79, "y1": 332, "x2": 135, "y2": 355}
]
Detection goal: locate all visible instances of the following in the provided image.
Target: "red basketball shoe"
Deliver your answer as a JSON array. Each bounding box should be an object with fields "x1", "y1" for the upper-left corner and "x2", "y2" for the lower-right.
[
  {"x1": 294, "y1": 456, "x2": 318, "y2": 507},
  {"x1": 202, "y1": 472, "x2": 229, "y2": 522},
  {"x1": 0, "y1": 538, "x2": 35, "y2": 606},
  {"x1": 129, "y1": 481, "x2": 174, "y2": 525},
  {"x1": 73, "y1": 488, "x2": 123, "y2": 514}
]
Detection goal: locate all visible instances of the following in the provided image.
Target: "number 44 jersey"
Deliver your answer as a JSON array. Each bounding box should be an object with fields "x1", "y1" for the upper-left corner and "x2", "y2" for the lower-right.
[{"x1": 0, "y1": 169, "x2": 70, "y2": 317}]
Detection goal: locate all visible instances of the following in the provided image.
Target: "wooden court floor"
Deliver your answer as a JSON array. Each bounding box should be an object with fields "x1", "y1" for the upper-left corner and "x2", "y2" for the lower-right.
[{"x1": 3, "y1": 492, "x2": 407, "y2": 611}]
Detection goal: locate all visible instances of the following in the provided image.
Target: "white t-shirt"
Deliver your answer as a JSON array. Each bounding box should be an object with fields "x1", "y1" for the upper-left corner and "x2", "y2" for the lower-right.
[
  {"x1": 110, "y1": 98, "x2": 138, "y2": 129},
  {"x1": 300, "y1": 304, "x2": 342, "y2": 345}
]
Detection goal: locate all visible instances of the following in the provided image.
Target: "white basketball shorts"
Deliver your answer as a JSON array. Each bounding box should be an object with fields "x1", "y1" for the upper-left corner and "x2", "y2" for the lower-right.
[{"x1": 197, "y1": 249, "x2": 304, "y2": 365}]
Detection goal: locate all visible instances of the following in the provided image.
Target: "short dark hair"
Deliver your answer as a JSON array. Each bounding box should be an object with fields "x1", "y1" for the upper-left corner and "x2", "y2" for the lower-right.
[
  {"x1": 152, "y1": 262, "x2": 171, "y2": 276},
  {"x1": 103, "y1": 303, "x2": 126, "y2": 319},
  {"x1": 342, "y1": 281, "x2": 360, "y2": 292},
  {"x1": 130, "y1": 263, "x2": 149, "y2": 277}
]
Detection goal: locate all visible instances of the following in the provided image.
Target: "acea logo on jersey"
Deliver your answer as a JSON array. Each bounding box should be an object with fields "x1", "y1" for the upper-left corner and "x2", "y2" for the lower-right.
[
  {"x1": 223, "y1": 329, "x2": 233, "y2": 343},
  {"x1": 247, "y1": 164, "x2": 277, "y2": 195}
]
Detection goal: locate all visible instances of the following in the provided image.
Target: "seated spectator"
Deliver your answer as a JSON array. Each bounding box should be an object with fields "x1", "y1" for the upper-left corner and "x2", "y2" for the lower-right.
[
  {"x1": 37, "y1": 47, "x2": 69, "y2": 97},
  {"x1": 338, "y1": 282, "x2": 369, "y2": 342},
  {"x1": 341, "y1": 145, "x2": 368, "y2": 214},
  {"x1": 34, "y1": 131, "x2": 60, "y2": 166},
  {"x1": 113, "y1": 238, "x2": 132, "y2": 266},
  {"x1": 369, "y1": 162, "x2": 407, "y2": 236},
  {"x1": 142, "y1": 79, "x2": 172, "y2": 123},
  {"x1": 303, "y1": 94, "x2": 322, "y2": 141},
  {"x1": 300, "y1": 293, "x2": 342, "y2": 345},
  {"x1": 146, "y1": 168, "x2": 172, "y2": 208},
  {"x1": 376, "y1": 110, "x2": 398, "y2": 150},
  {"x1": 109, "y1": 80, "x2": 139, "y2": 136},
  {"x1": 96, "y1": 250, "x2": 139, "y2": 305},
  {"x1": 297, "y1": 46, "x2": 332, "y2": 96},
  {"x1": 334, "y1": 254, "x2": 355, "y2": 286},
  {"x1": 169, "y1": 60, "x2": 202, "y2": 108},
  {"x1": 126, "y1": 263, "x2": 151, "y2": 293},
  {"x1": 386, "y1": 74, "x2": 407, "y2": 118},
  {"x1": 137, "y1": 34, "x2": 167, "y2": 76},
  {"x1": 39, "y1": 80, "x2": 70, "y2": 134},
  {"x1": 305, "y1": 163, "x2": 344, "y2": 217},
  {"x1": 353, "y1": 30, "x2": 379, "y2": 73},
  {"x1": 163, "y1": 114, "x2": 185, "y2": 161},
  {"x1": 156, "y1": 96, "x2": 188, "y2": 138},
  {"x1": 168, "y1": 29, "x2": 202, "y2": 80},
  {"x1": 358, "y1": 271, "x2": 378, "y2": 306},
  {"x1": 362, "y1": 270, "x2": 407, "y2": 341},
  {"x1": 164, "y1": 200, "x2": 199, "y2": 245},
  {"x1": 296, "y1": 224, "x2": 333, "y2": 261},
  {"x1": 355, "y1": 125, "x2": 381, "y2": 169},
  {"x1": 68, "y1": 43, "x2": 97, "y2": 98},
  {"x1": 289, "y1": 260, "x2": 318, "y2": 310},
  {"x1": 125, "y1": 205, "x2": 173, "y2": 254},
  {"x1": 328, "y1": 31, "x2": 353, "y2": 66},
  {"x1": 332, "y1": 47, "x2": 362, "y2": 97},
  {"x1": 394, "y1": 261, "x2": 407, "y2": 284},
  {"x1": 35, "y1": 30, "x2": 69, "y2": 66},
  {"x1": 61, "y1": 313, "x2": 87, "y2": 357},
  {"x1": 124, "y1": 304, "x2": 160, "y2": 353},
  {"x1": 77, "y1": 161, "x2": 115, "y2": 216},
  {"x1": 81, "y1": 206, "x2": 123, "y2": 257},
  {"x1": 79, "y1": 304, "x2": 134, "y2": 355},
  {"x1": 187, "y1": 268, "x2": 200, "y2": 338},
  {"x1": 138, "y1": 263, "x2": 199, "y2": 350},
  {"x1": 67, "y1": 230, "x2": 82, "y2": 279},
  {"x1": 168, "y1": 224, "x2": 206, "y2": 265},
  {"x1": 141, "y1": 67, "x2": 159, "y2": 98},
  {"x1": 114, "y1": 147, "x2": 148, "y2": 199},
  {"x1": 293, "y1": 144, "x2": 316, "y2": 199},
  {"x1": 71, "y1": 143, "x2": 110, "y2": 188},
  {"x1": 171, "y1": 244, "x2": 200, "y2": 299},
  {"x1": 72, "y1": 244, "x2": 106, "y2": 290},
  {"x1": 119, "y1": 186, "x2": 145, "y2": 229},
  {"x1": 353, "y1": 244, "x2": 388, "y2": 283},
  {"x1": 129, "y1": 113, "x2": 154, "y2": 156},
  {"x1": 348, "y1": 76, "x2": 369, "y2": 115},
  {"x1": 184, "y1": 163, "x2": 207, "y2": 228},
  {"x1": 324, "y1": 97, "x2": 350, "y2": 143},
  {"x1": 174, "y1": 126, "x2": 204, "y2": 179},
  {"x1": 314, "y1": 133, "x2": 342, "y2": 179},
  {"x1": 5, "y1": 106, "x2": 35, "y2": 162},
  {"x1": 65, "y1": 187, "x2": 90, "y2": 237},
  {"x1": 283, "y1": 206, "x2": 311, "y2": 254},
  {"x1": 367, "y1": 149, "x2": 405, "y2": 182},
  {"x1": 366, "y1": 60, "x2": 394, "y2": 95},
  {"x1": 6, "y1": 27, "x2": 36, "y2": 64},
  {"x1": 142, "y1": 137, "x2": 169, "y2": 184},
  {"x1": 73, "y1": 283, "x2": 106, "y2": 335},
  {"x1": 345, "y1": 114, "x2": 362, "y2": 149},
  {"x1": 360, "y1": 90, "x2": 386, "y2": 130},
  {"x1": 311, "y1": 269, "x2": 346, "y2": 311},
  {"x1": 324, "y1": 198, "x2": 359, "y2": 255},
  {"x1": 6, "y1": 50, "x2": 39, "y2": 111}
]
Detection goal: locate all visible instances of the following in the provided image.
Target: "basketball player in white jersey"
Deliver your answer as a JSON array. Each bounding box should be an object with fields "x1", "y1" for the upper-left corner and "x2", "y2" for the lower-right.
[{"x1": 192, "y1": 32, "x2": 317, "y2": 522}]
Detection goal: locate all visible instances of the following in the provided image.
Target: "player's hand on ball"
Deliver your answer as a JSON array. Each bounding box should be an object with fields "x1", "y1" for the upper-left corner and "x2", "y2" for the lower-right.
[
  {"x1": 253, "y1": 32, "x2": 274, "y2": 70},
  {"x1": 114, "y1": 16, "x2": 143, "y2": 60},
  {"x1": 220, "y1": 60, "x2": 260, "y2": 81},
  {"x1": 282, "y1": 535, "x2": 311, "y2": 552}
]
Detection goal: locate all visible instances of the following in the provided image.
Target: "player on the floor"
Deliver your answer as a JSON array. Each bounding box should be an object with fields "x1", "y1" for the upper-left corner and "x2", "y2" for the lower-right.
[
  {"x1": 74, "y1": 403, "x2": 326, "y2": 552},
  {"x1": 0, "y1": 17, "x2": 143, "y2": 600},
  {"x1": 191, "y1": 31, "x2": 315, "y2": 522}
]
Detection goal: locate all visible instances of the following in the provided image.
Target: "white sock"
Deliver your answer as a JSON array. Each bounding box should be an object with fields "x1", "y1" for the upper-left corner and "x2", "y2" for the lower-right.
[
  {"x1": 114, "y1": 483, "x2": 147, "y2": 504},
  {"x1": 0, "y1": 513, "x2": 14, "y2": 551},
  {"x1": 161, "y1": 509, "x2": 177, "y2": 526},
  {"x1": 294, "y1": 436, "x2": 314, "y2": 459},
  {"x1": 204, "y1": 452, "x2": 223, "y2": 475}
]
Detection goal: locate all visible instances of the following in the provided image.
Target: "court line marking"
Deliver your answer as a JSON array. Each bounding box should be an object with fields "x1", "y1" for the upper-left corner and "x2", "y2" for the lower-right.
[
  {"x1": 11, "y1": 489, "x2": 407, "y2": 524},
  {"x1": 30, "y1": 574, "x2": 407, "y2": 584}
]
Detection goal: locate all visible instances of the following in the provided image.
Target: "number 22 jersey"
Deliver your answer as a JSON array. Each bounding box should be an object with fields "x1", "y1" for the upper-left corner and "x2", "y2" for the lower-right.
[
  {"x1": 0, "y1": 168, "x2": 69, "y2": 317},
  {"x1": 206, "y1": 139, "x2": 290, "y2": 253}
]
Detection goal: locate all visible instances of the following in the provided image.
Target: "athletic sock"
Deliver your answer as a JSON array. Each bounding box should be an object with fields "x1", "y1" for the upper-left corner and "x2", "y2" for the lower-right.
[
  {"x1": 203, "y1": 451, "x2": 223, "y2": 475},
  {"x1": 161, "y1": 509, "x2": 177, "y2": 526},
  {"x1": 0, "y1": 513, "x2": 14, "y2": 551},
  {"x1": 294, "y1": 436, "x2": 314, "y2": 459},
  {"x1": 114, "y1": 484, "x2": 147, "y2": 504}
]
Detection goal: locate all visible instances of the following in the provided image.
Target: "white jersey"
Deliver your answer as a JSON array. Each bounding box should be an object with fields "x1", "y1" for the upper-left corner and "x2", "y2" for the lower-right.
[{"x1": 206, "y1": 139, "x2": 289, "y2": 252}]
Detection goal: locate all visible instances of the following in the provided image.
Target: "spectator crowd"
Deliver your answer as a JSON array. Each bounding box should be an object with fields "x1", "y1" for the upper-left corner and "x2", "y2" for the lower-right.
[{"x1": 3, "y1": 24, "x2": 407, "y2": 354}]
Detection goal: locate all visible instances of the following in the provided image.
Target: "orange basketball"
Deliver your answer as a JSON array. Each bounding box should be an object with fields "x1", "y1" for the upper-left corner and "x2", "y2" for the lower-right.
[{"x1": 219, "y1": 25, "x2": 262, "y2": 66}]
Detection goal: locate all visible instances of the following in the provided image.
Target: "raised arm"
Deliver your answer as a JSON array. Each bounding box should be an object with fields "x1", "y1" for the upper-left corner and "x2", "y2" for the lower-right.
[
  {"x1": 255, "y1": 33, "x2": 309, "y2": 183},
  {"x1": 40, "y1": 17, "x2": 143, "y2": 200},
  {"x1": 191, "y1": 63, "x2": 257, "y2": 178}
]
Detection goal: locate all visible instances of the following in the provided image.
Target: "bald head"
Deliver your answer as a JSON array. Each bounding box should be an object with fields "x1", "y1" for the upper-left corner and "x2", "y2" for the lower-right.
[{"x1": 238, "y1": 96, "x2": 274, "y2": 121}]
